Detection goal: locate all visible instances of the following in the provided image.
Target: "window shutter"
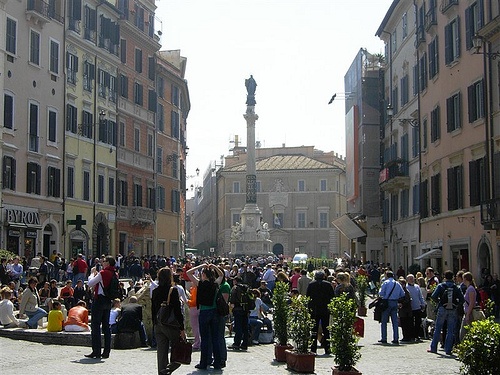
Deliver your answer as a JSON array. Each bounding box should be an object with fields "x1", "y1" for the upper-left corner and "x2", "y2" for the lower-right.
[
  {"x1": 121, "y1": 40, "x2": 127, "y2": 63},
  {"x1": 465, "y1": 8, "x2": 472, "y2": 50},
  {"x1": 446, "y1": 96, "x2": 453, "y2": 132},
  {"x1": 455, "y1": 16, "x2": 461, "y2": 58},
  {"x1": 148, "y1": 56, "x2": 155, "y2": 80},
  {"x1": 73, "y1": 0, "x2": 82, "y2": 20},
  {"x1": 148, "y1": 89, "x2": 157, "y2": 112},
  {"x1": 468, "y1": 84, "x2": 475, "y2": 123},
  {"x1": 444, "y1": 23, "x2": 452, "y2": 64},
  {"x1": 447, "y1": 168, "x2": 456, "y2": 211}
]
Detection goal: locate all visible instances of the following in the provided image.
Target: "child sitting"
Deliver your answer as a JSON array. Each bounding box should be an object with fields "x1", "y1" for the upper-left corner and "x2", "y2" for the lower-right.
[{"x1": 47, "y1": 300, "x2": 64, "y2": 332}]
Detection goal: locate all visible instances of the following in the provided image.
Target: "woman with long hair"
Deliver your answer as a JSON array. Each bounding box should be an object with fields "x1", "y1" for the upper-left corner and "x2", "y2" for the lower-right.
[
  {"x1": 152, "y1": 267, "x2": 185, "y2": 375},
  {"x1": 459, "y1": 272, "x2": 477, "y2": 341}
]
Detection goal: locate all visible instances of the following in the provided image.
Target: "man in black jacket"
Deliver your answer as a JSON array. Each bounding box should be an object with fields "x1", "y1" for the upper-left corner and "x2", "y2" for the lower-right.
[
  {"x1": 116, "y1": 296, "x2": 148, "y2": 347},
  {"x1": 306, "y1": 270, "x2": 335, "y2": 354}
]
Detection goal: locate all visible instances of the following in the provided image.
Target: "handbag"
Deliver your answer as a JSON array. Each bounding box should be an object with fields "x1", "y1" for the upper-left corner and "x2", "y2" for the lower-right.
[
  {"x1": 170, "y1": 338, "x2": 192, "y2": 365},
  {"x1": 471, "y1": 307, "x2": 486, "y2": 321},
  {"x1": 157, "y1": 287, "x2": 181, "y2": 328}
]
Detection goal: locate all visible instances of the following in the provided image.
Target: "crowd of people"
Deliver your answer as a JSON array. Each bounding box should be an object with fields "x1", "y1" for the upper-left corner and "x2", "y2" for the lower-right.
[{"x1": 2, "y1": 251, "x2": 500, "y2": 374}]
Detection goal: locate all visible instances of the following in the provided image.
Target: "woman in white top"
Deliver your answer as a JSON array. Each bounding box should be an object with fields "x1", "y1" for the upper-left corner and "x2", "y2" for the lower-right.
[
  {"x1": 0, "y1": 287, "x2": 22, "y2": 328},
  {"x1": 248, "y1": 289, "x2": 273, "y2": 345}
]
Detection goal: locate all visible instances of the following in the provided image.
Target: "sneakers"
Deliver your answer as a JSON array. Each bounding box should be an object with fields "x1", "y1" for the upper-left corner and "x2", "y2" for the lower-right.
[
  {"x1": 378, "y1": 339, "x2": 387, "y2": 344},
  {"x1": 427, "y1": 348, "x2": 437, "y2": 353},
  {"x1": 391, "y1": 340, "x2": 399, "y2": 345},
  {"x1": 229, "y1": 344, "x2": 240, "y2": 351}
]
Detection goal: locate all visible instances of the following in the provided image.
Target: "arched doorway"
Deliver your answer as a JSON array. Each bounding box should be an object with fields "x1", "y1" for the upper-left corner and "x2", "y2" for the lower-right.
[
  {"x1": 92, "y1": 212, "x2": 110, "y2": 259},
  {"x1": 272, "y1": 243, "x2": 284, "y2": 256},
  {"x1": 477, "y1": 238, "x2": 491, "y2": 277}
]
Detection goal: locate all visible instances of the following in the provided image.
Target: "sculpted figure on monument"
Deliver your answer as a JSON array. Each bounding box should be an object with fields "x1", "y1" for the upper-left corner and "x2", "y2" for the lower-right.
[
  {"x1": 245, "y1": 75, "x2": 257, "y2": 105},
  {"x1": 231, "y1": 222, "x2": 243, "y2": 240}
]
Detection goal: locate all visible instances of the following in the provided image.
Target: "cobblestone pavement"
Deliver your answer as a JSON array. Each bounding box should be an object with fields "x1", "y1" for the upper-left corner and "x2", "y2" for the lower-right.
[{"x1": 1, "y1": 309, "x2": 462, "y2": 375}]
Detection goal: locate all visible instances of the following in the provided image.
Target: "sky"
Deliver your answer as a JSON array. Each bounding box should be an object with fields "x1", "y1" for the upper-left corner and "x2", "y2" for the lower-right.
[{"x1": 155, "y1": 0, "x2": 394, "y2": 194}]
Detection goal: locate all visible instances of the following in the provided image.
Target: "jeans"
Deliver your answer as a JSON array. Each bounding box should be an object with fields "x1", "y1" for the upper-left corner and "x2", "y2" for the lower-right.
[
  {"x1": 198, "y1": 308, "x2": 221, "y2": 368},
  {"x1": 249, "y1": 316, "x2": 273, "y2": 342},
  {"x1": 232, "y1": 309, "x2": 249, "y2": 348},
  {"x1": 430, "y1": 306, "x2": 458, "y2": 354},
  {"x1": 26, "y1": 307, "x2": 47, "y2": 328},
  {"x1": 217, "y1": 313, "x2": 228, "y2": 362},
  {"x1": 381, "y1": 300, "x2": 399, "y2": 342},
  {"x1": 90, "y1": 295, "x2": 112, "y2": 355}
]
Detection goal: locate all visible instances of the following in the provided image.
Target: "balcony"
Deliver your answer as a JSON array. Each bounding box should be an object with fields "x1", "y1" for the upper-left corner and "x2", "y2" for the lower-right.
[
  {"x1": 481, "y1": 198, "x2": 500, "y2": 230},
  {"x1": 425, "y1": 8, "x2": 437, "y2": 31},
  {"x1": 415, "y1": 25, "x2": 426, "y2": 47},
  {"x1": 117, "y1": 206, "x2": 155, "y2": 226},
  {"x1": 26, "y1": 0, "x2": 64, "y2": 26},
  {"x1": 379, "y1": 159, "x2": 410, "y2": 193},
  {"x1": 440, "y1": 0, "x2": 458, "y2": 14}
]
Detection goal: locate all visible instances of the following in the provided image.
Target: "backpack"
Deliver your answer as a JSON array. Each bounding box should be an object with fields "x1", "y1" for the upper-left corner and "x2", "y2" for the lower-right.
[
  {"x1": 439, "y1": 284, "x2": 461, "y2": 310},
  {"x1": 237, "y1": 284, "x2": 256, "y2": 312},
  {"x1": 101, "y1": 270, "x2": 121, "y2": 300}
]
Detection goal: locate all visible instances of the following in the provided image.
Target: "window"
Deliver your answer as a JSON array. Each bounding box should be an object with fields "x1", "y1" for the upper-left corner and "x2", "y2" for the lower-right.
[
  {"x1": 446, "y1": 92, "x2": 462, "y2": 132},
  {"x1": 233, "y1": 181, "x2": 240, "y2": 193},
  {"x1": 68, "y1": 0, "x2": 82, "y2": 31},
  {"x1": 158, "y1": 103, "x2": 164, "y2": 131},
  {"x1": 148, "y1": 56, "x2": 155, "y2": 80},
  {"x1": 171, "y1": 111, "x2": 179, "y2": 139},
  {"x1": 3, "y1": 156, "x2": 16, "y2": 190},
  {"x1": 134, "y1": 4, "x2": 145, "y2": 31},
  {"x1": 298, "y1": 180, "x2": 305, "y2": 192},
  {"x1": 98, "y1": 69, "x2": 108, "y2": 98},
  {"x1": 273, "y1": 213, "x2": 283, "y2": 228},
  {"x1": 108, "y1": 177, "x2": 115, "y2": 205},
  {"x1": 134, "y1": 128, "x2": 140, "y2": 151},
  {"x1": 412, "y1": 183, "x2": 419, "y2": 215},
  {"x1": 97, "y1": 174, "x2": 105, "y2": 203},
  {"x1": 29, "y1": 102, "x2": 39, "y2": 152},
  {"x1": 157, "y1": 185, "x2": 165, "y2": 210},
  {"x1": 428, "y1": 37, "x2": 439, "y2": 79},
  {"x1": 30, "y1": 30, "x2": 40, "y2": 65},
  {"x1": 48, "y1": 109, "x2": 57, "y2": 143},
  {"x1": 67, "y1": 166, "x2": 74, "y2": 198},
  {"x1": 400, "y1": 75, "x2": 409, "y2": 107},
  {"x1": 468, "y1": 80, "x2": 485, "y2": 123},
  {"x1": 402, "y1": 12, "x2": 408, "y2": 39},
  {"x1": 392, "y1": 86, "x2": 399, "y2": 114},
  {"x1": 412, "y1": 125, "x2": 419, "y2": 158},
  {"x1": 135, "y1": 49, "x2": 142, "y2": 73},
  {"x1": 320, "y1": 179, "x2": 327, "y2": 191},
  {"x1": 465, "y1": 2, "x2": 484, "y2": 51},
  {"x1": 134, "y1": 82, "x2": 143, "y2": 105},
  {"x1": 147, "y1": 186, "x2": 155, "y2": 209},
  {"x1": 99, "y1": 119, "x2": 116, "y2": 146},
  {"x1": 297, "y1": 212, "x2": 306, "y2": 228},
  {"x1": 391, "y1": 194, "x2": 399, "y2": 221},
  {"x1": 401, "y1": 189, "x2": 409, "y2": 218},
  {"x1": 422, "y1": 118, "x2": 428, "y2": 150},
  {"x1": 420, "y1": 180, "x2": 428, "y2": 218},
  {"x1": 445, "y1": 18, "x2": 461, "y2": 65},
  {"x1": 419, "y1": 52, "x2": 428, "y2": 92},
  {"x1": 172, "y1": 85, "x2": 180, "y2": 107},
  {"x1": 148, "y1": 89, "x2": 157, "y2": 112},
  {"x1": 27, "y1": 162, "x2": 41, "y2": 195},
  {"x1": 447, "y1": 165, "x2": 463, "y2": 210},
  {"x1": 66, "y1": 52, "x2": 78, "y2": 84},
  {"x1": 47, "y1": 166, "x2": 61, "y2": 198},
  {"x1": 172, "y1": 153, "x2": 178, "y2": 178},
  {"x1": 431, "y1": 106, "x2": 440, "y2": 142},
  {"x1": 83, "y1": 170, "x2": 90, "y2": 201},
  {"x1": 66, "y1": 104, "x2": 78, "y2": 133},
  {"x1": 469, "y1": 158, "x2": 486, "y2": 206},
  {"x1": 109, "y1": 75, "x2": 117, "y2": 103},
  {"x1": 119, "y1": 74, "x2": 128, "y2": 98},
  {"x1": 118, "y1": 179, "x2": 128, "y2": 205},
  {"x1": 4, "y1": 93, "x2": 14, "y2": 129},
  {"x1": 84, "y1": 5, "x2": 96, "y2": 42},
  {"x1": 147, "y1": 133, "x2": 153, "y2": 157},
  {"x1": 120, "y1": 39, "x2": 126, "y2": 63},
  {"x1": 6, "y1": 17, "x2": 17, "y2": 55},
  {"x1": 49, "y1": 40, "x2": 59, "y2": 74},
  {"x1": 119, "y1": 122, "x2": 125, "y2": 146},
  {"x1": 319, "y1": 212, "x2": 328, "y2": 228},
  {"x1": 156, "y1": 147, "x2": 163, "y2": 174},
  {"x1": 81, "y1": 111, "x2": 93, "y2": 139},
  {"x1": 232, "y1": 213, "x2": 241, "y2": 226},
  {"x1": 83, "y1": 61, "x2": 94, "y2": 92},
  {"x1": 382, "y1": 198, "x2": 389, "y2": 224},
  {"x1": 412, "y1": 64, "x2": 419, "y2": 96},
  {"x1": 431, "y1": 173, "x2": 441, "y2": 215},
  {"x1": 157, "y1": 77, "x2": 164, "y2": 98},
  {"x1": 171, "y1": 189, "x2": 180, "y2": 213},
  {"x1": 133, "y1": 183, "x2": 142, "y2": 206}
]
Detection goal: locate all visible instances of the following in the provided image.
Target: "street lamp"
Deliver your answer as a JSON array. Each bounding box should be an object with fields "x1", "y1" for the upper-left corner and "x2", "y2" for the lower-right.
[{"x1": 473, "y1": 34, "x2": 500, "y2": 59}]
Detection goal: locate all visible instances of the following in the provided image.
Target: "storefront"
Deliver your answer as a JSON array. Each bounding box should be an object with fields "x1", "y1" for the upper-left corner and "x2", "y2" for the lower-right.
[{"x1": 3, "y1": 206, "x2": 42, "y2": 260}]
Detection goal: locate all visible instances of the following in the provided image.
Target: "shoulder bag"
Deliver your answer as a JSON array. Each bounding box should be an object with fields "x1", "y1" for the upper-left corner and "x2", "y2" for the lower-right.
[
  {"x1": 157, "y1": 287, "x2": 180, "y2": 328},
  {"x1": 472, "y1": 306, "x2": 486, "y2": 321},
  {"x1": 171, "y1": 338, "x2": 192, "y2": 365}
]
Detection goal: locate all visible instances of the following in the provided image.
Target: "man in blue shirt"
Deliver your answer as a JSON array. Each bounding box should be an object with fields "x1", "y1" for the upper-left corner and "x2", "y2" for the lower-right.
[
  {"x1": 378, "y1": 270, "x2": 405, "y2": 344},
  {"x1": 428, "y1": 270, "x2": 464, "y2": 355}
]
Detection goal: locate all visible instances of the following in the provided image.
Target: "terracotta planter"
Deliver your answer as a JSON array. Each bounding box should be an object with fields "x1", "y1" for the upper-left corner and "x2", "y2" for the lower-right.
[
  {"x1": 332, "y1": 366, "x2": 362, "y2": 375},
  {"x1": 357, "y1": 305, "x2": 367, "y2": 317},
  {"x1": 285, "y1": 349, "x2": 316, "y2": 373},
  {"x1": 274, "y1": 343, "x2": 293, "y2": 362}
]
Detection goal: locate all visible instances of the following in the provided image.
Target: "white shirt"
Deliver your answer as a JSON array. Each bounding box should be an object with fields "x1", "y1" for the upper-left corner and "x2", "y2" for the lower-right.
[
  {"x1": 109, "y1": 308, "x2": 121, "y2": 325},
  {"x1": 0, "y1": 299, "x2": 19, "y2": 325},
  {"x1": 249, "y1": 297, "x2": 264, "y2": 318}
]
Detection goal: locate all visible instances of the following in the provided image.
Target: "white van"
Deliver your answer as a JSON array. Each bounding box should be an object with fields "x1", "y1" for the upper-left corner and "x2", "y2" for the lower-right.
[{"x1": 292, "y1": 253, "x2": 308, "y2": 264}]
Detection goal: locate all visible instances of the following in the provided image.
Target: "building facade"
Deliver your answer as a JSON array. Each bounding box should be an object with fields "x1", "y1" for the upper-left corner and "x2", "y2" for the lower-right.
[
  {"x1": 214, "y1": 146, "x2": 347, "y2": 259},
  {"x1": 2, "y1": 0, "x2": 66, "y2": 260}
]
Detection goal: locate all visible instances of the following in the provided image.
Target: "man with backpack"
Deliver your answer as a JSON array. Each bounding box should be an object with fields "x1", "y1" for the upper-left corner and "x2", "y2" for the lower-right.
[
  {"x1": 229, "y1": 277, "x2": 255, "y2": 351},
  {"x1": 86, "y1": 255, "x2": 119, "y2": 359},
  {"x1": 428, "y1": 270, "x2": 465, "y2": 355}
]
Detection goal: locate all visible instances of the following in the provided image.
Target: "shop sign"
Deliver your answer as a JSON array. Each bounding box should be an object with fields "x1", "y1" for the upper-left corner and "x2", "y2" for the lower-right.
[
  {"x1": 4, "y1": 208, "x2": 41, "y2": 227},
  {"x1": 25, "y1": 231, "x2": 38, "y2": 238},
  {"x1": 8, "y1": 230, "x2": 21, "y2": 237}
]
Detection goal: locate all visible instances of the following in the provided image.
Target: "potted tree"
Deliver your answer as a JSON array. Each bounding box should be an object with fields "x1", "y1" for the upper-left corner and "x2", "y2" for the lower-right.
[
  {"x1": 455, "y1": 317, "x2": 500, "y2": 375},
  {"x1": 355, "y1": 274, "x2": 368, "y2": 317},
  {"x1": 272, "y1": 281, "x2": 292, "y2": 362},
  {"x1": 328, "y1": 293, "x2": 362, "y2": 375},
  {"x1": 285, "y1": 296, "x2": 315, "y2": 373}
]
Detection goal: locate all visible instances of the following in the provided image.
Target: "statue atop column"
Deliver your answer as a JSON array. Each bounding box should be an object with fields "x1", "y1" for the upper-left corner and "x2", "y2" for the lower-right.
[{"x1": 245, "y1": 75, "x2": 257, "y2": 106}]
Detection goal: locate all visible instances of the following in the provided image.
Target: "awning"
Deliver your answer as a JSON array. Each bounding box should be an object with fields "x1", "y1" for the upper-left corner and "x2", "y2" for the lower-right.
[
  {"x1": 414, "y1": 248, "x2": 442, "y2": 260},
  {"x1": 332, "y1": 215, "x2": 366, "y2": 240}
]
